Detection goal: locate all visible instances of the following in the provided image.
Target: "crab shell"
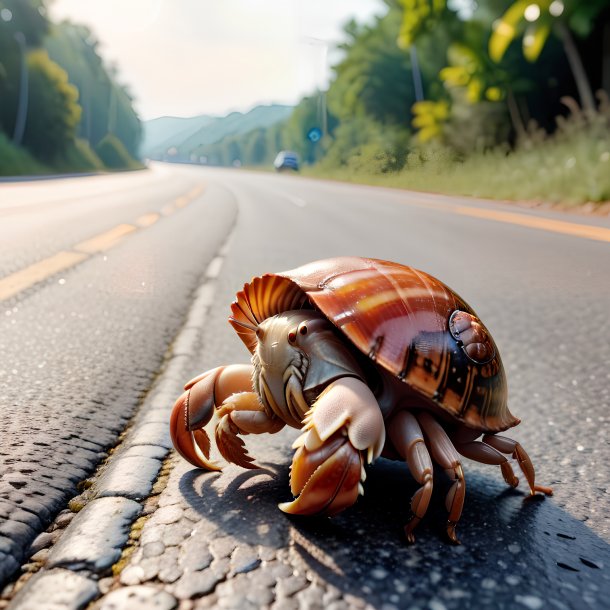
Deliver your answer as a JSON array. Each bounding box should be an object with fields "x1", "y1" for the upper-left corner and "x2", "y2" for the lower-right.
[{"x1": 229, "y1": 256, "x2": 518, "y2": 433}]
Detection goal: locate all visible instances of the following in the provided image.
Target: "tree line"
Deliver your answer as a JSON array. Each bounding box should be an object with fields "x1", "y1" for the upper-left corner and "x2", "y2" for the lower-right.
[
  {"x1": 0, "y1": 0, "x2": 141, "y2": 175},
  {"x1": 196, "y1": 0, "x2": 609, "y2": 170}
]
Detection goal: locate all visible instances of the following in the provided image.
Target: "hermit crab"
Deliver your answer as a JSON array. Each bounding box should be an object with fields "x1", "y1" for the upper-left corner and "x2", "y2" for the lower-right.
[{"x1": 170, "y1": 257, "x2": 552, "y2": 544}]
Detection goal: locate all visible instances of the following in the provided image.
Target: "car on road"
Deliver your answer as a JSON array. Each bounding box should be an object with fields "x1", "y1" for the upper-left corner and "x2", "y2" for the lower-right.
[{"x1": 273, "y1": 150, "x2": 299, "y2": 172}]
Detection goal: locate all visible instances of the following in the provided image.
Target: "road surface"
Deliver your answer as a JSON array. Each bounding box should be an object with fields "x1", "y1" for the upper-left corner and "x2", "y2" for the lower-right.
[{"x1": 1, "y1": 164, "x2": 609, "y2": 608}]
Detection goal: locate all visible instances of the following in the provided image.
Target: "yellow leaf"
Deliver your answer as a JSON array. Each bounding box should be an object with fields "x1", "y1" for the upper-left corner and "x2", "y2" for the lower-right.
[
  {"x1": 413, "y1": 100, "x2": 435, "y2": 113},
  {"x1": 485, "y1": 86, "x2": 503, "y2": 101},
  {"x1": 467, "y1": 78, "x2": 483, "y2": 103},
  {"x1": 440, "y1": 66, "x2": 469, "y2": 87},
  {"x1": 433, "y1": 101, "x2": 450, "y2": 119},
  {"x1": 523, "y1": 22, "x2": 551, "y2": 61},
  {"x1": 417, "y1": 125, "x2": 441, "y2": 142},
  {"x1": 412, "y1": 114, "x2": 435, "y2": 128},
  {"x1": 489, "y1": 0, "x2": 529, "y2": 62}
]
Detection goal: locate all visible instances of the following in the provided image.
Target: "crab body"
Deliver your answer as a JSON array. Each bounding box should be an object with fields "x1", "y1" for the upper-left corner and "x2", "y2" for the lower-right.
[{"x1": 170, "y1": 257, "x2": 551, "y2": 543}]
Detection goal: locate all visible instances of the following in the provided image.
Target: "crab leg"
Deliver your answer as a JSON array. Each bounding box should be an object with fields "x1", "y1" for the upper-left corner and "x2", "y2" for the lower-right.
[
  {"x1": 483, "y1": 434, "x2": 553, "y2": 496},
  {"x1": 387, "y1": 410, "x2": 434, "y2": 544},
  {"x1": 416, "y1": 412, "x2": 466, "y2": 544},
  {"x1": 453, "y1": 439, "x2": 520, "y2": 488}
]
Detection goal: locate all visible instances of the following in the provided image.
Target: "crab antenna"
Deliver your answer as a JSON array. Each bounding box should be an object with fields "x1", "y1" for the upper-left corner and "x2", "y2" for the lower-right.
[{"x1": 229, "y1": 317, "x2": 259, "y2": 332}]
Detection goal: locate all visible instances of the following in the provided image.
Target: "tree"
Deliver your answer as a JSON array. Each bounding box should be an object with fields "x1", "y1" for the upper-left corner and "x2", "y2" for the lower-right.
[
  {"x1": 329, "y1": 3, "x2": 446, "y2": 126},
  {"x1": 22, "y1": 49, "x2": 81, "y2": 160},
  {"x1": 45, "y1": 22, "x2": 142, "y2": 156},
  {"x1": 488, "y1": 0, "x2": 608, "y2": 112},
  {"x1": 0, "y1": 0, "x2": 50, "y2": 135},
  {"x1": 282, "y1": 93, "x2": 334, "y2": 164},
  {"x1": 397, "y1": 0, "x2": 449, "y2": 48}
]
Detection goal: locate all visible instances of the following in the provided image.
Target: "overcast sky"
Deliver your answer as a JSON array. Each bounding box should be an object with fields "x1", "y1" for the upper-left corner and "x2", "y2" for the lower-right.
[{"x1": 50, "y1": 0, "x2": 384, "y2": 121}]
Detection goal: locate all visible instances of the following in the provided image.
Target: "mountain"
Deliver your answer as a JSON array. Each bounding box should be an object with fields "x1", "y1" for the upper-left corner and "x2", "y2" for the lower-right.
[
  {"x1": 140, "y1": 115, "x2": 215, "y2": 157},
  {"x1": 142, "y1": 104, "x2": 293, "y2": 160}
]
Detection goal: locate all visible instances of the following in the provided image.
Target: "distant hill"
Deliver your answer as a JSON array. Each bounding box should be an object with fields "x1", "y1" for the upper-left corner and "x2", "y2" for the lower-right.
[
  {"x1": 141, "y1": 115, "x2": 215, "y2": 158},
  {"x1": 142, "y1": 104, "x2": 293, "y2": 160}
]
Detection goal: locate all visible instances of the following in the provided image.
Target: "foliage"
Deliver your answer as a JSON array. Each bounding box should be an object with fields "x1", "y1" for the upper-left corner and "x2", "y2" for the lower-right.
[
  {"x1": 45, "y1": 21, "x2": 142, "y2": 157},
  {"x1": 0, "y1": 131, "x2": 47, "y2": 175},
  {"x1": 0, "y1": 0, "x2": 143, "y2": 175},
  {"x1": 22, "y1": 49, "x2": 81, "y2": 160},
  {"x1": 0, "y1": 0, "x2": 48, "y2": 46},
  {"x1": 95, "y1": 134, "x2": 141, "y2": 170},
  {"x1": 0, "y1": 0, "x2": 50, "y2": 135},
  {"x1": 329, "y1": 5, "x2": 430, "y2": 126},
  {"x1": 307, "y1": 98, "x2": 610, "y2": 206},
  {"x1": 51, "y1": 138, "x2": 104, "y2": 173},
  {"x1": 489, "y1": 0, "x2": 608, "y2": 63},
  {"x1": 319, "y1": 117, "x2": 410, "y2": 172},
  {"x1": 397, "y1": 0, "x2": 448, "y2": 48},
  {"x1": 412, "y1": 100, "x2": 449, "y2": 142},
  {"x1": 280, "y1": 93, "x2": 334, "y2": 164}
]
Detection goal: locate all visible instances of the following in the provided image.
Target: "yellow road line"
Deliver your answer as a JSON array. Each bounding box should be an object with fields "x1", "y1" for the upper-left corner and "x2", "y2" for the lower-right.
[
  {"x1": 453, "y1": 205, "x2": 610, "y2": 243},
  {"x1": 74, "y1": 224, "x2": 137, "y2": 254},
  {"x1": 0, "y1": 251, "x2": 88, "y2": 301},
  {"x1": 174, "y1": 196, "x2": 190, "y2": 208},
  {"x1": 187, "y1": 185, "x2": 205, "y2": 199},
  {"x1": 1, "y1": 183, "x2": 207, "y2": 302},
  {"x1": 136, "y1": 212, "x2": 160, "y2": 228}
]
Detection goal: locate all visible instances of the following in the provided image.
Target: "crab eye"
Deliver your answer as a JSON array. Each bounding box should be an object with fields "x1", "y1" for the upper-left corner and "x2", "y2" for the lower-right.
[
  {"x1": 288, "y1": 330, "x2": 297, "y2": 343},
  {"x1": 299, "y1": 324, "x2": 308, "y2": 335}
]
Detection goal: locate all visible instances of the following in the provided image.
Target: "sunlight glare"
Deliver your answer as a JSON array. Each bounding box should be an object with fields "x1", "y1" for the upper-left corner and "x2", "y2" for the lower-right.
[
  {"x1": 524, "y1": 4, "x2": 541, "y2": 22},
  {"x1": 549, "y1": 1, "x2": 564, "y2": 17},
  {"x1": 56, "y1": 0, "x2": 164, "y2": 34}
]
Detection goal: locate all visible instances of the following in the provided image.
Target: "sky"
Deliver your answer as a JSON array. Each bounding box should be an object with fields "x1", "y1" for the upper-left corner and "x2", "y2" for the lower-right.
[{"x1": 50, "y1": 0, "x2": 385, "y2": 121}]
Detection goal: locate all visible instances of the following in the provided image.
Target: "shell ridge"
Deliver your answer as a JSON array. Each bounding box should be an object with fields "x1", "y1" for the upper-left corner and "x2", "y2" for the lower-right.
[{"x1": 370, "y1": 261, "x2": 419, "y2": 370}]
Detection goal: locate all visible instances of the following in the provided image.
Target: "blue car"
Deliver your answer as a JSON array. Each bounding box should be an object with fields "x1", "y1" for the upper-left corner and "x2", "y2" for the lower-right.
[{"x1": 273, "y1": 151, "x2": 299, "y2": 172}]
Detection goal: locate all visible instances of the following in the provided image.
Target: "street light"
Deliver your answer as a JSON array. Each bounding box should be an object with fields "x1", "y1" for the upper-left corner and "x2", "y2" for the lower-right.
[{"x1": 12, "y1": 31, "x2": 29, "y2": 146}]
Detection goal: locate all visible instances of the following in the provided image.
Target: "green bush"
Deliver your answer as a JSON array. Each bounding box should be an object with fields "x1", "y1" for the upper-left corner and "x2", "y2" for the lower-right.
[
  {"x1": 95, "y1": 134, "x2": 142, "y2": 170},
  {"x1": 308, "y1": 101, "x2": 610, "y2": 207},
  {"x1": 0, "y1": 131, "x2": 48, "y2": 176},
  {"x1": 52, "y1": 138, "x2": 104, "y2": 173},
  {"x1": 22, "y1": 49, "x2": 81, "y2": 161}
]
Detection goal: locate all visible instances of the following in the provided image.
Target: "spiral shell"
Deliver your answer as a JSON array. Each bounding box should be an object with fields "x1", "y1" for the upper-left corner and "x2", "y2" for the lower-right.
[{"x1": 229, "y1": 257, "x2": 517, "y2": 433}]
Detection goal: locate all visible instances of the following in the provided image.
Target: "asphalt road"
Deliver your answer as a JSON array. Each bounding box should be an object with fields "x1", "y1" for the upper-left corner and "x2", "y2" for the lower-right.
[{"x1": 1, "y1": 164, "x2": 609, "y2": 608}]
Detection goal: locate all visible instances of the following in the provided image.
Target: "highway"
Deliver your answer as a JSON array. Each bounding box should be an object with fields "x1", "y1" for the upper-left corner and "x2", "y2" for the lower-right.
[{"x1": 1, "y1": 164, "x2": 609, "y2": 608}]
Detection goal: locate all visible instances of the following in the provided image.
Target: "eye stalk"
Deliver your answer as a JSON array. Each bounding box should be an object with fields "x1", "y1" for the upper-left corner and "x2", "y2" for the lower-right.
[{"x1": 288, "y1": 322, "x2": 308, "y2": 344}]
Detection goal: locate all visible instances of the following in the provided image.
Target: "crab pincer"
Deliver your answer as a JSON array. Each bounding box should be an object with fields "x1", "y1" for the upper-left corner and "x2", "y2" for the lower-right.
[
  {"x1": 169, "y1": 364, "x2": 284, "y2": 471},
  {"x1": 279, "y1": 377, "x2": 385, "y2": 516}
]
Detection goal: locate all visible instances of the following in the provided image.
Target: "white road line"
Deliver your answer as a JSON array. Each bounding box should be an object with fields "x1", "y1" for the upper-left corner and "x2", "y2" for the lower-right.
[{"x1": 205, "y1": 256, "x2": 224, "y2": 279}]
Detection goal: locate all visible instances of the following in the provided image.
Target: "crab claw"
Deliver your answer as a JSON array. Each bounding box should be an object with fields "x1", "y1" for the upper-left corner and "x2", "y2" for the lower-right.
[
  {"x1": 279, "y1": 376, "x2": 384, "y2": 517},
  {"x1": 170, "y1": 364, "x2": 281, "y2": 472},
  {"x1": 169, "y1": 369, "x2": 223, "y2": 471},
  {"x1": 279, "y1": 431, "x2": 363, "y2": 516}
]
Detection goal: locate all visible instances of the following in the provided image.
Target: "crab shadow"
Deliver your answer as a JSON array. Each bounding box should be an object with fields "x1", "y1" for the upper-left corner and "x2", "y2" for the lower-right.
[{"x1": 179, "y1": 454, "x2": 610, "y2": 608}]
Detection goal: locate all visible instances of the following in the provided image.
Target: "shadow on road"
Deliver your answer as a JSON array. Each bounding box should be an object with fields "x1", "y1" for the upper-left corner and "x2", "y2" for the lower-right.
[{"x1": 180, "y1": 454, "x2": 609, "y2": 608}]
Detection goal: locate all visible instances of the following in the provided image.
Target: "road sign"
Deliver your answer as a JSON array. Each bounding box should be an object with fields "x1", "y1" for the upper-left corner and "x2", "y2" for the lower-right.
[{"x1": 307, "y1": 127, "x2": 322, "y2": 143}]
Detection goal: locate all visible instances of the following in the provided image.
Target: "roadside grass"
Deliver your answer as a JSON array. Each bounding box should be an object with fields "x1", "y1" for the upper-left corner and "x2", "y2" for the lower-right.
[{"x1": 304, "y1": 106, "x2": 610, "y2": 210}]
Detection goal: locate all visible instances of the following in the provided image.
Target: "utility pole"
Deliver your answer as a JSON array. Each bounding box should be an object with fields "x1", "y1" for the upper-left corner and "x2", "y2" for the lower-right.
[
  {"x1": 302, "y1": 37, "x2": 330, "y2": 139},
  {"x1": 12, "y1": 32, "x2": 29, "y2": 146},
  {"x1": 410, "y1": 45, "x2": 424, "y2": 102}
]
